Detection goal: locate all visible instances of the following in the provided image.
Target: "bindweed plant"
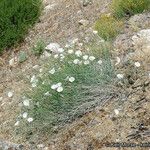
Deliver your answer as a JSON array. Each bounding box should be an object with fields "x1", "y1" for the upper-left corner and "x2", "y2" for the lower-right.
[{"x1": 15, "y1": 43, "x2": 115, "y2": 140}]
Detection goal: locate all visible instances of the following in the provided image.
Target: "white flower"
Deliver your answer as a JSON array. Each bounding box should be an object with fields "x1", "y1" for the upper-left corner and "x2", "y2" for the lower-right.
[
  {"x1": 32, "y1": 83, "x2": 37, "y2": 88},
  {"x1": 89, "y1": 56, "x2": 95, "y2": 61},
  {"x1": 65, "y1": 44, "x2": 70, "y2": 48},
  {"x1": 68, "y1": 49, "x2": 74, "y2": 54},
  {"x1": 8, "y1": 91, "x2": 13, "y2": 98},
  {"x1": 30, "y1": 75, "x2": 38, "y2": 87},
  {"x1": 27, "y1": 117, "x2": 33, "y2": 123},
  {"x1": 22, "y1": 112, "x2": 28, "y2": 118},
  {"x1": 51, "y1": 84, "x2": 58, "y2": 90},
  {"x1": 98, "y1": 60, "x2": 102, "y2": 65},
  {"x1": 57, "y1": 86, "x2": 63, "y2": 92},
  {"x1": 72, "y1": 38, "x2": 78, "y2": 44},
  {"x1": 56, "y1": 82, "x2": 62, "y2": 87},
  {"x1": 114, "y1": 109, "x2": 119, "y2": 115},
  {"x1": 44, "y1": 91, "x2": 51, "y2": 96},
  {"x1": 14, "y1": 121, "x2": 20, "y2": 126},
  {"x1": 83, "y1": 55, "x2": 88, "y2": 60},
  {"x1": 39, "y1": 68, "x2": 43, "y2": 73},
  {"x1": 75, "y1": 50, "x2": 82, "y2": 57},
  {"x1": 78, "y1": 60, "x2": 82, "y2": 65},
  {"x1": 69, "y1": 77, "x2": 75, "y2": 82},
  {"x1": 23, "y1": 99, "x2": 30, "y2": 106},
  {"x1": 58, "y1": 48, "x2": 64, "y2": 53},
  {"x1": 134, "y1": 62, "x2": 141, "y2": 67},
  {"x1": 54, "y1": 54, "x2": 59, "y2": 59},
  {"x1": 117, "y1": 74, "x2": 124, "y2": 79},
  {"x1": 49, "y1": 68, "x2": 55, "y2": 74},
  {"x1": 84, "y1": 60, "x2": 90, "y2": 65},
  {"x1": 30, "y1": 75, "x2": 36, "y2": 83},
  {"x1": 60, "y1": 54, "x2": 65, "y2": 60},
  {"x1": 73, "y1": 59, "x2": 80, "y2": 64},
  {"x1": 93, "y1": 30, "x2": 98, "y2": 34}
]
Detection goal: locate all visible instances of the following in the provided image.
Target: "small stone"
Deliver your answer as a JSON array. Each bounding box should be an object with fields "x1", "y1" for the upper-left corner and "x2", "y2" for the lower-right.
[
  {"x1": 8, "y1": 91, "x2": 13, "y2": 98},
  {"x1": 134, "y1": 62, "x2": 141, "y2": 67},
  {"x1": 0, "y1": 97, "x2": 3, "y2": 101},
  {"x1": 33, "y1": 65, "x2": 39, "y2": 69},
  {"x1": 83, "y1": 0, "x2": 92, "y2": 6},
  {"x1": 9, "y1": 57, "x2": 18, "y2": 67},
  {"x1": 114, "y1": 109, "x2": 119, "y2": 115},
  {"x1": 117, "y1": 74, "x2": 124, "y2": 79},
  {"x1": 44, "y1": 3, "x2": 57, "y2": 11},
  {"x1": 115, "y1": 57, "x2": 121, "y2": 66},
  {"x1": 14, "y1": 121, "x2": 19, "y2": 126},
  {"x1": 78, "y1": 19, "x2": 89, "y2": 26}
]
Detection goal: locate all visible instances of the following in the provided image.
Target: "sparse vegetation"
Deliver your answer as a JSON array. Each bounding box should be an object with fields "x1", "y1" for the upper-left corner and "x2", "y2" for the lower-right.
[
  {"x1": 95, "y1": 14, "x2": 123, "y2": 40},
  {"x1": 111, "y1": 0, "x2": 150, "y2": 18},
  {"x1": 0, "y1": 0, "x2": 42, "y2": 54},
  {"x1": 32, "y1": 40, "x2": 45, "y2": 56},
  {"x1": 16, "y1": 43, "x2": 114, "y2": 139}
]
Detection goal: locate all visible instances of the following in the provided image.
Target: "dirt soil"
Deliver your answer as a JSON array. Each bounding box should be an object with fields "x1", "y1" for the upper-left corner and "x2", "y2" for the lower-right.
[{"x1": 0, "y1": 0, "x2": 150, "y2": 150}]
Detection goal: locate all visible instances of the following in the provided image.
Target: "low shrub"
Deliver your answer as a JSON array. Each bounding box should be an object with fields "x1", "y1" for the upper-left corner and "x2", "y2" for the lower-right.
[
  {"x1": 15, "y1": 43, "x2": 115, "y2": 139},
  {"x1": 95, "y1": 14, "x2": 123, "y2": 40},
  {"x1": 111, "y1": 0, "x2": 150, "y2": 18},
  {"x1": 0, "y1": 0, "x2": 42, "y2": 53}
]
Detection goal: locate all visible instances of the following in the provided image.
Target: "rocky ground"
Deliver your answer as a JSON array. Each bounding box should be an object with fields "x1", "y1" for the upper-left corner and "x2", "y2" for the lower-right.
[{"x1": 0, "y1": 0, "x2": 150, "y2": 150}]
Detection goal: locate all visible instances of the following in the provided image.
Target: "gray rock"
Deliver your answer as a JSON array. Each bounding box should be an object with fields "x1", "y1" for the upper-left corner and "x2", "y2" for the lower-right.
[
  {"x1": 132, "y1": 29, "x2": 150, "y2": 57},
  {"x1": 45, "y1": 43, "x2": 63, "y2": 53},
  {"x1": 0, "y1": 140, "x2": 24, "y2": 150},
  {"x1": 78, "y1": 19, "x2": 89, "y2": 26},
  {"x1": 83, "y1": 0, "x2": 92, "y2": 7}
]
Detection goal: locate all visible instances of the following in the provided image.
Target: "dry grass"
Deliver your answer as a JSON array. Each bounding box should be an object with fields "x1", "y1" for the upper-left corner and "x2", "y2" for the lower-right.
[{"x1": 95, "y1": 14, "x2": 124, "y2": 40}]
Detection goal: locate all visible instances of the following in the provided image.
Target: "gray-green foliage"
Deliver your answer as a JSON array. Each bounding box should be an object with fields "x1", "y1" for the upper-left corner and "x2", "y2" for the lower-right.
[
  {"x1": 17, "y1": 43, "x2": 114, "y2": 139},
  {"x1": 18, "y1": 51, "x2": 28, "y2": 63}
]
